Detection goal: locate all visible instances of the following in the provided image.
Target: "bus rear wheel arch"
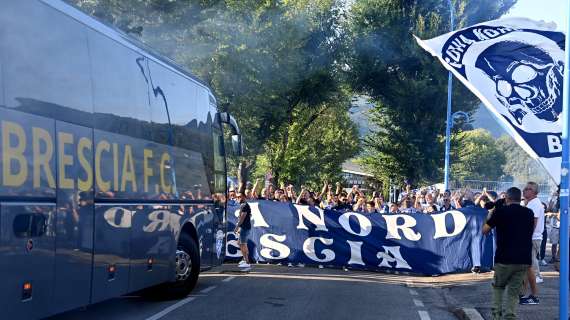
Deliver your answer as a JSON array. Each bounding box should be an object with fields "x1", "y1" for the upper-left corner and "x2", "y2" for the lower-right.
[{"x1": 149, "y1": 231, "x2": 200, "y2": 299}]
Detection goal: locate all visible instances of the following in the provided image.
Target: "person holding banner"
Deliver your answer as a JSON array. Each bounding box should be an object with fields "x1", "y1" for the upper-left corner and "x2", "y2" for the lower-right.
[
  {"x1": 234, "y1": 192, "x2": 252, "y2": 270},
  {"x1": 483, "y1": 187, "x2": 534, "y2": 319}
]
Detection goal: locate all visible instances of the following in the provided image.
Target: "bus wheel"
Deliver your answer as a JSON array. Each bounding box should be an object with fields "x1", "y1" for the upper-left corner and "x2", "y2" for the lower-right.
[{"x1": 162, "y1": 233, "x2": 200, "y2": 299}]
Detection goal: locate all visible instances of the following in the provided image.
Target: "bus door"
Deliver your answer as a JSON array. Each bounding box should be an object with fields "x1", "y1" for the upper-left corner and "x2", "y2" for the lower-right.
[
  {"x1": 53, "y1": 121, "x2": 94, "y2": 313},
  {"x1": 212, "y1": 109, "x2": 227, "y2": 266}
]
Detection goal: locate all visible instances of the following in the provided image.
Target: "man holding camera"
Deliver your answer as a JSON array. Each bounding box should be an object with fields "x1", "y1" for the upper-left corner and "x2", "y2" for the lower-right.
[{"x1": 483, "y1": 187, "x2": 534, "y2": 319}]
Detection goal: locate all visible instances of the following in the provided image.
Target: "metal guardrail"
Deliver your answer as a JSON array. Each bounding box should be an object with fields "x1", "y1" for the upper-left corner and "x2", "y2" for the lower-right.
[{"x1": 449, "y1": 180, "x2": 553, "y2": 202}]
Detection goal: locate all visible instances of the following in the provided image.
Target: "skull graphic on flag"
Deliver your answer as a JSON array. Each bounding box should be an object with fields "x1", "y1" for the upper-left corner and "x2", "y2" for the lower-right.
[
  {"x1": 475, "y1": 41, "x2": 564, "y2": 126},
  {"x1": 415, "y1": 18, "x2": 566, "y2": 183}
]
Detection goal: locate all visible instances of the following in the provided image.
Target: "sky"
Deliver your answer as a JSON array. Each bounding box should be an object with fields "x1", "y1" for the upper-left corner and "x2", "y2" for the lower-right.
[{"x1": 502, "y1": 0, "x2": 567, "y2": 30}]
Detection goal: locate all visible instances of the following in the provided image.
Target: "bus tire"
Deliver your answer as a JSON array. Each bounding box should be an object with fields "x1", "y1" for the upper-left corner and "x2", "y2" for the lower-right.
[{"x1": 161, "y1": 233, "x2": 200, "y2": 299}]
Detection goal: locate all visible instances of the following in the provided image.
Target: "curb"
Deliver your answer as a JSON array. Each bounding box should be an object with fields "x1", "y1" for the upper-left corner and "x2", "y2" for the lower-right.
[
  {"x1": 453, "y1": 308, "x2": 485, "y2": 320},
  {"x1": 442, "y1": 287, "x2": 485, "y2": 320}
]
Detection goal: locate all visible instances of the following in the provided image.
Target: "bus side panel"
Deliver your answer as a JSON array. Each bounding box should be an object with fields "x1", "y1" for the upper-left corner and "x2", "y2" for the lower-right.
[
  {"x1": 0, "y1": 203, "x2": 56, "y2": 320},
  {"x1": 0, "y1": 106, "x2": 58, "y2": 318},
  {"x1": 211, "y1": 103, "x2": 227, "y2": 266},
  {"x1": 2, "y1": 0, "x2": 96, "y2": 315},
  {"x1": 176, "y1": 205, "x2": 215, "y2": 270},
  {"x1": 52, "y1": 121, "x2": 94, "y2": 314},
  {"x1": 0, "y1": 46, "x2": 4, "y2": 108},
  {"x1": 92, "y1": 204, "x2": 131, "y2": 304},
  {"x1": 212, "y1": 203, "x2": 226, "y2": 265},
  {"x1": 129, "y1": 204, "x2": 173, "y2": 292}
]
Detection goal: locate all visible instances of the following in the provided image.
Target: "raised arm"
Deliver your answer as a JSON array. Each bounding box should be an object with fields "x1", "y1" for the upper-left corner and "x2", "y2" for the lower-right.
[
  {"x1": 251, "y1": 178, "x2": 260, "y2": 198},
  {"x1": 318, "y1": 181, "x2": 328, "y2": 199}
]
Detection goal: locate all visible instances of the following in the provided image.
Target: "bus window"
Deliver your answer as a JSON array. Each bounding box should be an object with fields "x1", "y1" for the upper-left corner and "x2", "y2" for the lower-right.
[
  {"x1": 212, "y1": 106, "x2": 226, "y2": 196},
  {"x1": 1, "y1": 1, "x2": 94, "y2": 122},
  {"x1": 90, "y1": 30, "x2": 152, "y2": 141},
  {"x1": 147, "y1": 61, "x2": 212, "y2": 199},
  {"x1": 146, "y1": 58, "x2": 172, "y2": 146}
]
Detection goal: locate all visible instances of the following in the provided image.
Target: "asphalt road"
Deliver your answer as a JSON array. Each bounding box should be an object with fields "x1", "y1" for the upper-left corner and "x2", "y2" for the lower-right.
[{"x1": 46, "y1": 264, "x2": 458, "y2": 320}]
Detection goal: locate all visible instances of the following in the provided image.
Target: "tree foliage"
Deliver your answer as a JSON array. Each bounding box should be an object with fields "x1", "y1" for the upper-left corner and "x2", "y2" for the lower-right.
[
  {"x1": 346, "y1": 0, "x2": 516, "y2": 188},
  {"x1": 254, "y1": 96, "x2": 360, "y2": 188},
  {"x1": 66, "y1": 0, "x2": 360, "y2": 186},
  {"x1": 65, "y1": 0, "x2": 525, "y2": 188},
  {"x1": 496, "y1": 135, "x2": 552, "y2": 184},
  {"x1": 450, "y1": 129, "x2": 506, "y2": 181}
]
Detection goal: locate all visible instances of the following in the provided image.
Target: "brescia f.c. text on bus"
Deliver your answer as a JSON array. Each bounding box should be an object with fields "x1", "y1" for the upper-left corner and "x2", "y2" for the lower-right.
[{"x1": 1, "y1": 120, "x2": 173, "y2": 194}]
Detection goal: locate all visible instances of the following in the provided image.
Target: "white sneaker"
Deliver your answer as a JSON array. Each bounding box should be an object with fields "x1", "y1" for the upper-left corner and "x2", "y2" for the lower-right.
[
  {"x1": 238, "y1": 262, "x2": 251, "y2": 268},
  {"x1": 287, "y1": 263, "x2": 293, "y2": 267},
  {"x1": 297, "y1": 263, "x2": 305, "y2": 267},
  {"x1": 318, "y1": 265, "x2": 324, "y2": 269},
  {"x1": 536, "y1": 276, "x2": 544, "y2": 284},
  {"x1": 540, "y1": 259, "x2": 548, "y2": 266},
  {"x1": 238, "y1": 260, "x2": 247, "y2": 267}
]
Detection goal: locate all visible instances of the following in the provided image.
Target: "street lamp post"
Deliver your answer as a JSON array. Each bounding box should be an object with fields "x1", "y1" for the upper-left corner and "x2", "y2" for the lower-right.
[
  {"x1": 558, "y1": 1, "x2": 570, "y2": 318},
  {"x1": 443, "y1": 0, "x2": 455, "y2": 191},
  {"x1": 444, "y1": 111, "x2": 470, "y2": 190}
]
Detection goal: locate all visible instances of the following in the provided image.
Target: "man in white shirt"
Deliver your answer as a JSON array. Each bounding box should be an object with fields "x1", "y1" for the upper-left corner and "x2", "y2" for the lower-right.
[{"x1": 520, "y1": 182, "x2": 544, "y2": 305}]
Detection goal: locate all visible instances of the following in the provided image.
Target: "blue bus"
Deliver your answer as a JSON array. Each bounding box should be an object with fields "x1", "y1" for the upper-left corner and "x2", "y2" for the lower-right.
[{"x1": 0, "y1": 0, "x2": 242, "y2": 318}]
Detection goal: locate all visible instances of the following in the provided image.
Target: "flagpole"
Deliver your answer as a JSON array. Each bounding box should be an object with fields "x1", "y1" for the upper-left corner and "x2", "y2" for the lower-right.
[
  {"x1": 443, "y1": 0, "x2": 454, "y2": 191},
  {"x1": 560, "y1": 1, "x2": 570, "y2": 318}
]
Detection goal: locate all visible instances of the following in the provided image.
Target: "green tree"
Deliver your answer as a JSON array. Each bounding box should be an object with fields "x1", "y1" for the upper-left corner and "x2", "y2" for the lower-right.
[
  {"x1": 67, "y1": 0, "x2": 357, "y2": 187},
  {"x1": 450, "y1": 129, "x2": 506, "y2": 181},
  {"x1": 345, "y1": 0, "x2": 516, "y2": 189},
  {"x1": 254, "y1": 96, "x2": 360, "y2": 188}
]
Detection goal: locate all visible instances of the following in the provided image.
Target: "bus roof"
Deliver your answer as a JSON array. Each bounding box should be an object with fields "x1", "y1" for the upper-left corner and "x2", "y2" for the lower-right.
[{"x1": 40, "y1": 0, "x2": 217, "y2": 105}]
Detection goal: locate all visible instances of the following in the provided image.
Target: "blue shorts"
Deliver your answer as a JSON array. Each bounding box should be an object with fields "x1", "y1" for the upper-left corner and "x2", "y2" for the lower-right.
[{"x1": 239, "y1": 228, "x2": 250, "y2": 244}]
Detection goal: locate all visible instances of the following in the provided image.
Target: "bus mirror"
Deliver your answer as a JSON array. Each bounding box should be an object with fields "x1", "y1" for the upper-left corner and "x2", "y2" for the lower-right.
[{"x1": 231, "y1": 134, "x2": 243, "y2": 156}]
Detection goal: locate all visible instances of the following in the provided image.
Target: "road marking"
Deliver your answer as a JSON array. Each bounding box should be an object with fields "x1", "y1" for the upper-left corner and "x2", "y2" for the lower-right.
[
  {"x1": 222, "y1": 276, "x2": 236, "y2": 282},
  {"x1": 413, "y1": 299, "x2": 424, "y2": 307},
  {"x1": 200, "y1": 286, "x2": 216, "y2": 294},
  {"x1": 145, "y1": 297, "x2": 196, "y2": 320},
  {"x1": 462, "y1": 308, "x2": 484, "y2": 320},
  {"x1": 418, "y1": 310, "x2": 431, "y2": 320},
  {"x1": 409, "y1": 289, "x2": 418, "y2": 296}
]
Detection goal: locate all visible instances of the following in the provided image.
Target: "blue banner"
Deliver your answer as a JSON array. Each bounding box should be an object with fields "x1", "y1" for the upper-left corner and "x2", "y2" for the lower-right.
[{"x1": 225, "y1": 200, "x2": 494, "y2": 275}]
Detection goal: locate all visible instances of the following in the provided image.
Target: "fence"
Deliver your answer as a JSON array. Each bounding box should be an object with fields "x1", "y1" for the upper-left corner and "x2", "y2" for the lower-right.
[{"x1": 449, "y1": 180, "x2": 554, "y2": 202}]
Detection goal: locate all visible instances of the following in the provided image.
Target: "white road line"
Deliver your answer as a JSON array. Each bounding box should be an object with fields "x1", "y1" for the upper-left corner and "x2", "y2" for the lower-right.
[
  {"x1": 145, "y1": 297, "x2": 196, "y2": 320},
  {"x1": 222, "y1": 276, "x2": 236, "y2": 282},
  {"x1": 413, "y1": 299, "x2": 424, "y2": 307},
  {"x1": 200, "y1": 285, "x2": 216, "y2": 294},
  {"x1": 418, "y1": 310, "x2": 431, "y2": 320},
  {"x1": 409, "y1": 289, "x2": 418, "y2": 296},
  {"x1": 462, "y1": 308, "x2": 485, "y2": 320}
]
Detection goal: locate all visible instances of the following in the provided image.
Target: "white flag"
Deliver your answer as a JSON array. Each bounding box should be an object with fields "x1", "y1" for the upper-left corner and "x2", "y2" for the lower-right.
[{"x1": 416, "y1": 18, "x2": 564, "y2": 184}]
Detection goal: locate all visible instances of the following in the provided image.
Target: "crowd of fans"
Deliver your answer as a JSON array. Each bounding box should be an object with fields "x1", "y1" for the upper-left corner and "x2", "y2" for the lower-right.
[
  {"x1": 227, "y1": 179, "x2": 514, "y2": 215},
  {"x1": 229, "y1": 178, "x2": 562, "y2": 310},
  {"x1": 228, "y1": 179, "x2": 560, "y2": 266}
]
